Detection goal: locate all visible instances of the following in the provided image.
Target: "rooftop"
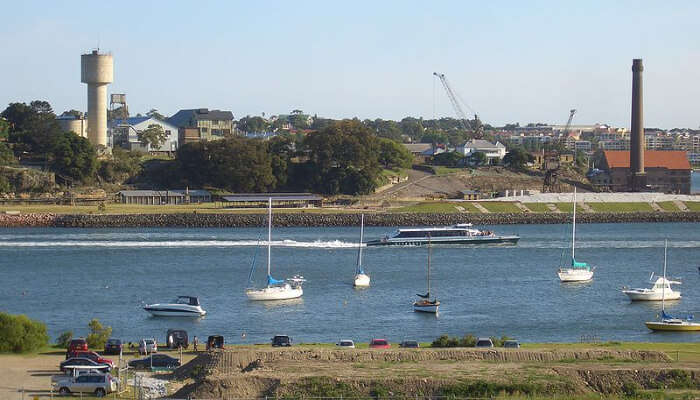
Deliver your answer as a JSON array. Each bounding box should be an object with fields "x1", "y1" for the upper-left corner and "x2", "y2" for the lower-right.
[
  {"x1": 603, "y1": 150, "x2": 691, "y2": 170},
  {"x1": 167, "y1": 108, "x2": 234, "y2": 127}
]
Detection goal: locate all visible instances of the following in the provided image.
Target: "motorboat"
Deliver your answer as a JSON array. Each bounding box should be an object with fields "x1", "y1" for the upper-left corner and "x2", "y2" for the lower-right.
[
  {"x1": 558, "y1": 188, "x2": 594, "y2": 282},
  {"x1": 246, "y1": 198, "x2": 305, "y2": 301},
  {"x1": 413, "y1": 238, "x2": 440, "y2": 314},
  {"x1": 623, "y1": 274, "x2": 681, "y2": 301},
  {"x1": 143, "y1": 296, "x2": 206, "y2": 317},
  {"x1": 353, "y1": 214, "x2": 370, "y2": 288},
  {"x1": 366, "y1": 224, "x2": 519, "y2": 246}
]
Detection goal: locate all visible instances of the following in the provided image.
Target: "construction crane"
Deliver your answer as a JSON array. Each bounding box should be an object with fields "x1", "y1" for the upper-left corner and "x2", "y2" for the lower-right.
[
  {"x1": 433, "y1": 72, "x2": 483, "y2": 138},
  {"x1": 542, "y1": 109, "x2": 577, "y2": 193}
]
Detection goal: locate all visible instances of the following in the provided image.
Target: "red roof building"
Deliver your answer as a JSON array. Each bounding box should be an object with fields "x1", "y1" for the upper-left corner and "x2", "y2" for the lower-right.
[{"x1": 599, "y1": 151, "x2": 691, "y2": 194}]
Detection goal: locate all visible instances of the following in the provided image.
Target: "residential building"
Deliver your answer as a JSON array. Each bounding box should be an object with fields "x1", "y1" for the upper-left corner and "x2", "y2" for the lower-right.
[
  {"x1": 109, "y1": 117, "x2": 178, "y2": 153},
  {"x1": 117, "y1": 189, "x2": 211, "y2": 205},
  {"x1": 167, "y1": 108, "x2": 234, "y2": 141},
  {"x1": 460, "y1": 190, "x2": 483, "y2": 200},
  {"x1": 600, "y1": 150, "x2": 691, "y2": 194},
  {"x1": 455, "y1": 139, "x2": 506, "y2": 163},
  {"x1": 403, "y1": 143, "x2": 439, "y2": 164}
]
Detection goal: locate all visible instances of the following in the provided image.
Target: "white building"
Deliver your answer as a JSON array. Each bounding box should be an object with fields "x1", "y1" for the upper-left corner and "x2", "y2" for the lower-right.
[
  {"x1": 456, "y1": 139, "x2": 506, "y2": 162},
  {"x1": 109, "y1": 116, "x2": 178, "y2": 152}
]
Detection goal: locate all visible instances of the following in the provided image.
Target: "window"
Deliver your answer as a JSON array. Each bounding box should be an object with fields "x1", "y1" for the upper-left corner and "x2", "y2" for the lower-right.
[
  {"x1": 165, "y1": 130, "x2": 171, "y2": 137},
  {"x1": 200, "y1": 127, "x2": 208, "y2": 133}
]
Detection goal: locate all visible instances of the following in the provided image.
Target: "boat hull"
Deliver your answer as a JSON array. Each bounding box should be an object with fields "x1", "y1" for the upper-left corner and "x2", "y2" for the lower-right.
[
  {"x1": 144, "y1": 305, "x2": 206, "y2": 317},
  {"x1": 413, "y1": 301, "x2": 440, "y2": 313},
  {"x1": 558, "y1": 268, "x2": 594, "y2": 282},
  {"x1": 623, "y1": 290, "x2": 681, "y2": 301},
  {"x1": 246, "y1": 285, "x2": 303, "y2": 301},
  {"x1": 645, "y1": 321, "x2": 700, "y2": 331},
  {"x1": 366, "y1": 236, "x2": 519, "y2": 247},
  {"x1": 353, "y1": 273, "x2": 370, "y2": 287}
]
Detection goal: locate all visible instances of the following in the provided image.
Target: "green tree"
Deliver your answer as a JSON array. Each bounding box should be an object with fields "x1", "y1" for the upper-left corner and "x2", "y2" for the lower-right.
[
  {"x1": 470, "y1": 151, "x2": 487, "y2": 166},
  {"x1": 0, "y1": 142, "x2": 16, "y2": 165},
  {"x1": 377, "y1": 138, "x2": 412, "y2": 169},
  {"x1": 432, "y1": 151, "x2": 463, "y2": 167},
  {"x1": 56, "y1": 331, "x2": 73, "y2": 348},
  {"x1": 50, "y1": 131, "x2": 97, "y2": 182},
  {"x1": 146, "y1": 109, "x2": 166, "y2": 121},
  {"x1": 98, "y1": 147, "x2": 143, "y2": 184},
  {"x1": 0, "y1": 312, "x2": 49, "y2": 353},
  {"x1": 238, "y1": 116, "x2": 269, "y2": 133},
  {"x1": 0, "y1": 118, "x2": 10, "y2": 139},
  {"x1": 0, "y1": 175, "x2": 11, "y2": 193},
  {"x1": 137, "y1": 124, "x2": 167, "y2": 149},
  {"x1": 86, "y1": 319, "x2": 112, "y2": 349},
  {"x1": 503, "y1": 148, "x2": 533, "y2": 170},
  {"x1": 2, "y1": 101, "x2": 62, "y2": 156}
]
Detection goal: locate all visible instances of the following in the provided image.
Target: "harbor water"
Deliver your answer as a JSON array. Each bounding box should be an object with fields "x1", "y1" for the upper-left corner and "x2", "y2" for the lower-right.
[{"x1": 0, "y1": 223, "x2": 698, "y2": 344}]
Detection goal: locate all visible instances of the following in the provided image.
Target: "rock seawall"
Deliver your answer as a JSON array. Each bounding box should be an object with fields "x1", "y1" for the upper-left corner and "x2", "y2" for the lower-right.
[{"x1": 1, "y1": 212, "x2": 699, "y2": 228}]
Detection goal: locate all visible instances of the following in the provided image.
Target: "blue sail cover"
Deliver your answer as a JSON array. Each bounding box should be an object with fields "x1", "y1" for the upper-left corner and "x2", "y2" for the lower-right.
[
  {"x1": 267, "y1": 275, "x2": 285, "y2": 286},
  {"x1": 571, "y1": 258, "x2": 589, "y2": 270},
  {"x1": 661, "y1": 310, "x2": 675, "y2": 320}
]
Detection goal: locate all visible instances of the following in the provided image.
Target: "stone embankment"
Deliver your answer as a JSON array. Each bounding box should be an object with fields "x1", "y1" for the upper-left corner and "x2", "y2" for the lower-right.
[{"x1": 0, "y1": 211, "x2": 699, "y2": 228}]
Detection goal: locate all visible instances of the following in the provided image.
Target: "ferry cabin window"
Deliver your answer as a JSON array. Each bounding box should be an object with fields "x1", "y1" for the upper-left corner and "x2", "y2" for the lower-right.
[{"x1": 396, "y1": 230, "x2": 465, "y2": 238}]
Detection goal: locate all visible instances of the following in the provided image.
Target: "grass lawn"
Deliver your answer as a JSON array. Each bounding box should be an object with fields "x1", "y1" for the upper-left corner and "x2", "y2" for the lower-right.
[
  {"x1": 523, "y1": 203, "x2": 550, "y2": 213},
  {"x1": 479, "y1": 202, "x2": 523, "y2": 213},
  {"x1": 587, "y1": 202, "x2": 655, "y2": 213},
  {"x1": 391, "y1": 202, "x2": 462, "y2": 213},
  {"x1": 657, "y1": 201, "x2": 680, "y2": 212},
  {"x1": 684, "y1": 201, "x2": 700, "y2": 212},
  {"x1": 555, "y1": 202, "x2": 575, "y2": 213}
]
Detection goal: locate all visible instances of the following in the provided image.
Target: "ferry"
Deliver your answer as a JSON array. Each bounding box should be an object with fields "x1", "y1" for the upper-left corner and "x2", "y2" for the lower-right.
[{"x1": 365, "y1": 224, "x2": 519, "y2": 246}]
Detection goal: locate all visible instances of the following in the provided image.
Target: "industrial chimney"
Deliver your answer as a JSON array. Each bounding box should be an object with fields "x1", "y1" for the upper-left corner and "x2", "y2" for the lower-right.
[
  {"x1": 81, "y1": 50, "x2": 113, "y2": 147},
  {"x1": 629, "y1": 58, "x2": 646, "y2": 191}
]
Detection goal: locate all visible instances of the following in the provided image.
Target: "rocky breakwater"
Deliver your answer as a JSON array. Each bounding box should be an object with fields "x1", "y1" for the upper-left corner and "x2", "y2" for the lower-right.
[{"x1": 0, "y1": 211, "x2": 698, "y2": 228}]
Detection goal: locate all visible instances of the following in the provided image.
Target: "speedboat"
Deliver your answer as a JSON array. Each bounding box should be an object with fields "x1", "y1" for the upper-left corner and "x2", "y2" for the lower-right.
[
  {"x1": 143, "y1": 296, "x2": 206, "y2": 317},
  {"x1": 366, "y1": 224, "x2": 518, "y2": 246},
  {"x1": 623, "y1": 275, "x2": 681, "y2": 301}
]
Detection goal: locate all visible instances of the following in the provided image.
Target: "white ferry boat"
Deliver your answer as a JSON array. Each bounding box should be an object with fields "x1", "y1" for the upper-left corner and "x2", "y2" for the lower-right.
[{"x1": 365, "y1": 224, "x2": 519, "y2": 246}]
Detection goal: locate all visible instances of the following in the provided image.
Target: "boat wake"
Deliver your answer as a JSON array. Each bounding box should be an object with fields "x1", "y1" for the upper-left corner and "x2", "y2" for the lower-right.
[{"x1": 0, "y1": 239, "x2": 360, "y2": 249}]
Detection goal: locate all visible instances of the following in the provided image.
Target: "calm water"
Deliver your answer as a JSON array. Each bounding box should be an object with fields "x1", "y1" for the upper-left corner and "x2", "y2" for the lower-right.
[
  {"x1": 692, "y1": 170, "x2": 699, "y2": 194},
  {"x1": 0, "y1": 223, "x2": 698, "y2": 345}
]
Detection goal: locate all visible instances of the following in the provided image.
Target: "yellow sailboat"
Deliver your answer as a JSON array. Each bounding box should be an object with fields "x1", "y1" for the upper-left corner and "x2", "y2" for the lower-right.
[{"x1": 644, "y1": 240, "x2": 700, "y2": 332}]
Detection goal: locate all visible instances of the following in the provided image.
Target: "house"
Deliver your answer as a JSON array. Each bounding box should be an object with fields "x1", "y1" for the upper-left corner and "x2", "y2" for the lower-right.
[
  {"x1": 109, "y1": 117, "x2": 178, "y2": 153},
  {"x1": 221, "y1": 193, "x2": 323, "y2": 208},
  {"x1": 600, "y1": 150, "x2": 691, "y2": 194},
  {"x1": 460, "y1": 190, "x2": 482, "y2": 200},
  {"x1": 117, "y1": 189, "x2": 211, "y2": 205},
  {"x1": 455, "y1": 140, "x2": 506, "y2": 164},
  {"x1": 167, "y1": 108, "x2": 234, "y2": 142},
  {"x1": 403, "y1": 143, "x2": 439, "y2": 164}
]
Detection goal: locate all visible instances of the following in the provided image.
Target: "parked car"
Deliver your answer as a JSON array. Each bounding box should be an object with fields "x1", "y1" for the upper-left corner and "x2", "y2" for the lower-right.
[
  {"x1": 399, "y1": 340, "x2": 420, "y2": 348},
  {"x1": 271, "y1": 335, "x2": 292, "y2": 347},
  {"x1": 67, "y1": 338, "x2": 88, "y2": 352},
  {"x1": 60, "y1": 358, "x2": 111, "y2": 373},
  {"x1": 336, "y1": 340, "x2": 355, "y2": 348},
  {"x1": 53, "y1": 372, "x2": 118, "y2": 397},
  {"x1": 128, "y1": 354, "x2": 181, "y2": 370},
  {"x1": 139, "y1": 339, "x2": 158, "y2": 354},
  {"x1": 104, "y1": 338, "x2": 122, "y2": 355},
  {"x1": 503, "y1": 340, "x2": 520, "y2": 349},
  {"x1": 475, "y1": 337, "x2": 494, "y2": 348},
  {"x1": 65, "y1": 351, "x2": 114, "y2": 368},
  {"x1": 166, "y1": 329, "x2": 188, "y2": 349},
  {"x1": 369, "y1": 339, "x2": 390, "y2": 349},
  {"x1": 206, "y1": 335, "x2": 224, "y2": 350}
]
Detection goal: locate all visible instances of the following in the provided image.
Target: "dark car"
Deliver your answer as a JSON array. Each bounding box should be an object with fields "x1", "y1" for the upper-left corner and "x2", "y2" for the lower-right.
[
  {"x1": 503, "y1": 340, "x2": 520, "y2": 349},
  {"x1": 128, "y1": 354, "x2": 181, "y2": 370},
  {"x1": 166, "y1": 329, "x2": 188, "y2": 349},
  {"x1": 206, "y1": 335, "x2": 224, "y2": 351},
  {"x1": 399, "y1": 340, "x2": 420, "y2": 348},
  {"x1": 65, "y1": 351, "x2": 114, "y2": 368},
  {"x1": 60, "y1": 358, "x2": 111, "y2": 373},
  {"x1": 271, "y1": 335, "x2": 292, "y2": 347},
  {"x1": 104, "y1": 339, "x2": 122, "y2": 355},
  {"x1": 67, "y1": 338, "x2": 88, "y2": 352}
]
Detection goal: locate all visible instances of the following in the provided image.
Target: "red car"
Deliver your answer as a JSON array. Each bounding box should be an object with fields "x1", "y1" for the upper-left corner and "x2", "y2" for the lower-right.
[
  {"x1": 369, "y1": 339, "x2": 390, "y2": 349},
  {"x1": 67, "y1": 338, "x2": 88, "y2": 352},
  {"x1": 65, "y1": 351, "x2": 114, "y2": 368}
]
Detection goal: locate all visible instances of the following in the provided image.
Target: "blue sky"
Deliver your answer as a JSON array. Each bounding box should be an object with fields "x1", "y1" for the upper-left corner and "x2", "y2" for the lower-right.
[{"x1": 1, "y1": 1, "x2": 698, "y2": 128}]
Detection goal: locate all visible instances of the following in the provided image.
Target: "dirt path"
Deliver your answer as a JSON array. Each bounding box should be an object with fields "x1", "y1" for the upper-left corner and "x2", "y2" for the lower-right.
[{"x1": 0, "y1": 353, "x2": 63, "y2": 398}]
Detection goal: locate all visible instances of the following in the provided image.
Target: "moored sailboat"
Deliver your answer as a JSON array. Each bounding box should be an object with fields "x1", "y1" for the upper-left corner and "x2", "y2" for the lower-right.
[
  {"x1": 413, "y1": 237, "x2": 439, "y2": 313},
  {"x1": 353, "y1": 214, "x2": 370, "y2": 288},
  {"x1": 557, "y1": 188, "x2": 594, "y2": 282}
]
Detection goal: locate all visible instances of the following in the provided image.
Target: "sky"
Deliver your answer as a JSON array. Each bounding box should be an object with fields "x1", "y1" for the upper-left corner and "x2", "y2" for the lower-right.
[{"x1": 1, "y1": 1, "x2": 699, "y2": 129}]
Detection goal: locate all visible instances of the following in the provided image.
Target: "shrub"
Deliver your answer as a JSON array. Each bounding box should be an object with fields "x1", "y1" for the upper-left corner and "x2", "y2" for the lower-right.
[
  {"x1": 86, "y1": 319, "x2": 112, "y2": 349},
  {"x1": 432, "y1": 334, "x2": 476, "y2": 348},
  {"x1": 56, "y1": 331, "x2": 73, "y2": 348},
  {"x1": 459, "y1": 334, "x2": 477, "y2": 347},
  {"x1": 490, "y1": 335, "x2": 513, "y2": 347},
  {"x1": 0, "y1": 312, "x2": 49, "y2": 353}
]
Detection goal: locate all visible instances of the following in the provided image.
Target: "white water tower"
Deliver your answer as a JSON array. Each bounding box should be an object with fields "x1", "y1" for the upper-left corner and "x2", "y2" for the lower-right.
[{"x1": 81, "y1": 50, "x2": 113, "y2": 147}]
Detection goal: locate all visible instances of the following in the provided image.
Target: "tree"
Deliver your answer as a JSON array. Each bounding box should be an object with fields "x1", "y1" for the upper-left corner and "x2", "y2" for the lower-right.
[
  {"x1": 107, "y1": 105, "x2": 129, "y2": 121},
  {"x1": 56, "y1": 331, "x2": 73, "y2": 348},
  {"x1": 432, "y1": 151, "x2": 463, "y2": 167},
  {"x1": 50, "y1": 131, "x2": 97, "y2": 182},
  {"x1": 238, "y1": 116, "x2": 269, "y2": 133},
  {"x1": 98, "y1": 147, "x2": 143, "y2": 184},
  {"x1": 0, "y1": 142, "x2": 16, "y2": 165},
  {"x1": 146, "y1": 109, "x2": 166, "y2": 121},
  {"x1": 2, "y1": 101, "x2": 63, "y2": 156},
  {"x1": 470, "y1": 151, "x2": 487, "y2": 166},
  {"x1": 86, "y1": 319, "x2": 112, "y2": 349},
  {"x1": 503, "y1": 147, "x2": 533, "y2": 170},
  {"x1": 377, "y1": 138, "x2": 412, "y2": 169},
  {"x1": 137, "y1": 124, "x2": 167, "y2": 149},
  {"x1": 0, "y1": 312, "x2": 49, "y2": 353}
]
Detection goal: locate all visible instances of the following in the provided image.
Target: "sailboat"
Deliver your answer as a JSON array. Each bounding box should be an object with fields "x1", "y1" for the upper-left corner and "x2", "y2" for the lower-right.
[
  {"x1": 353, "y1": 214, "x2": 370, "y2": 287},
  {"x1": 245, "y1": 198, "x2": 305, "y2": 301},
  {"x1": 557, "y1": 188, "x2": 594, "y2": 282},
  {"x1": 413, "y1": 237, "x2": 440, "y2": 313},
  {"x1": 645, "y1": 240, "x2": 700, "y2": 332}
]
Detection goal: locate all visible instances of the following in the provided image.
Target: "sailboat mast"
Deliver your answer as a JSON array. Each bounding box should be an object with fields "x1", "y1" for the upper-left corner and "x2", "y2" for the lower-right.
[
  {"x1": 356, "y1": 214, "x2": 364, "y2": 272},
  {"x1": 267, "y1": 197, "x2": 272, "y2": 279},
  {"x1": 572, "y1": 188, "x2": 577, "y2": 260},
  {"x1": 662, "y1": 239, "x2": 667, "y2": 310},
  {"x1": 427, "y1": 236, "x2": 432, "y2": 297}
]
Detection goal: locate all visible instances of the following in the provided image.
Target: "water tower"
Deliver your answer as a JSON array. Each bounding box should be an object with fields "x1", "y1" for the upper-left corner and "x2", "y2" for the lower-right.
[{"x1": 81, "y1": 50, "x2": 113, "y2": 147}]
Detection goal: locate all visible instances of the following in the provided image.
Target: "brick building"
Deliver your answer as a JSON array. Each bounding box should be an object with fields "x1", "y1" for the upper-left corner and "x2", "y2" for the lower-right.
[{"x1": 600, "y1": 150, "x2": 691, "y2": 194}]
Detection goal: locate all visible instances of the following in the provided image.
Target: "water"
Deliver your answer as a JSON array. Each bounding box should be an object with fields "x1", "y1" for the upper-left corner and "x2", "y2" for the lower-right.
[
  {"x1": 0, "y1": 223, "x2": 698, "y2": 345},
  {"x1": 692, "y1": 170, "x2": 699, "y2": 194}
]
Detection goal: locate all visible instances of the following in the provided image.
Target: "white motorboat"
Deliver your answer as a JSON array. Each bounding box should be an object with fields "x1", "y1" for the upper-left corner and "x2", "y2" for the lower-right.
[
  {"x1": 367, "y1": 224, "x2": 519, "y2": 246},
  {"x1": 143, "y1": 296, "x2": 206, "y2": 317},
  {"x1": 353, "y1": 214, "x2": 370, "y2": 288},
  {"x1": 623, "y1": 274, "x2": 681, "y2": 301},
  {"x1": 558, "y1": 188, "x2": 594, "y2": 282},
  {"x1": 245, "y1": 198, "x2": 305, "y2": 301},
  {"x1": 413, "y1": 238, "x2": 439, "y2": 314}
]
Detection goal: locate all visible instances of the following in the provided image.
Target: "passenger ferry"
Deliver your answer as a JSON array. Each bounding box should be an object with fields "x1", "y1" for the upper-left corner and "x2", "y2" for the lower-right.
[{"x1": 365, "y1": 224, "x2": 519, "y2": 246}]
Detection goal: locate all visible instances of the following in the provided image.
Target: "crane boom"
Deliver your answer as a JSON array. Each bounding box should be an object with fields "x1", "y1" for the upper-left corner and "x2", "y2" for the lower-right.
[
  {"x1": 433, "y1": 72, "x2": 472, "y2": 131},
  {"x1": 562, "y1": 109, "x2": 576, "y2": 137}
]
